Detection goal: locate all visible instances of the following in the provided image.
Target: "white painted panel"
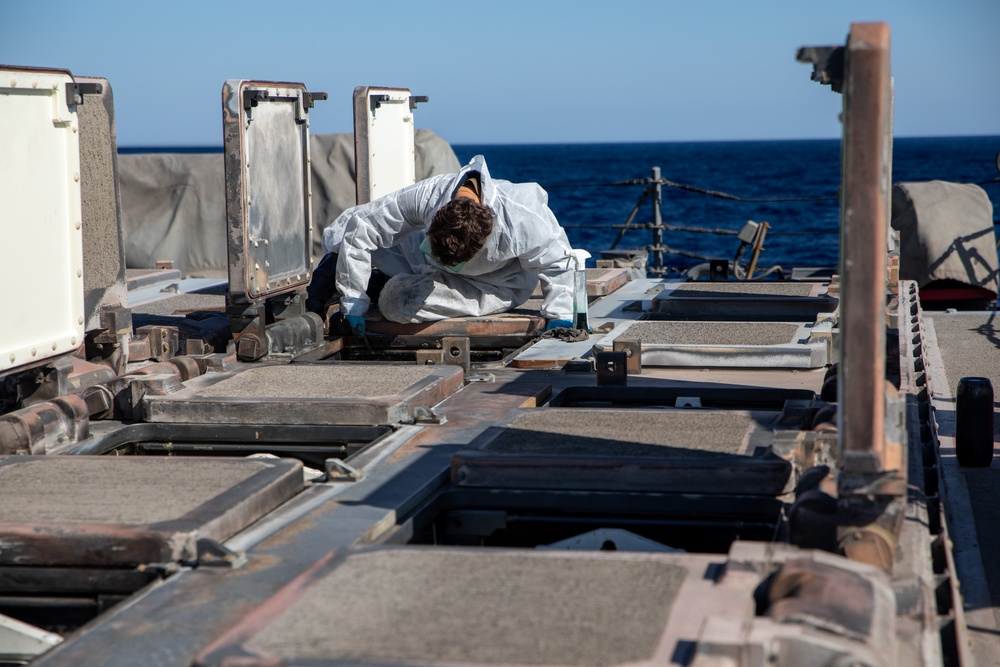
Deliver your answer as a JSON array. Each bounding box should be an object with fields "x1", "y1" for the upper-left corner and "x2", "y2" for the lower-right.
[
  {"x1": 0, "y1": 68, "x2": 85, "y2": 373},
  {"x1": 364, "y1": 88, "x2": 415, "y2": 201}
]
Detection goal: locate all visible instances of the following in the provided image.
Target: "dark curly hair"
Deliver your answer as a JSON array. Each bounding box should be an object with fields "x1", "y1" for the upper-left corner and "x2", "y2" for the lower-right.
[{"x1": 428, "y1": 197, "x2": 494, "y2": 266}]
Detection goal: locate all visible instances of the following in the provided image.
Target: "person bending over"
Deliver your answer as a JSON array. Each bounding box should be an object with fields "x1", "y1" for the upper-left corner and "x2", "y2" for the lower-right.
[{"x1": 307, "y1": 155, "x2": 576, "y2": 336}]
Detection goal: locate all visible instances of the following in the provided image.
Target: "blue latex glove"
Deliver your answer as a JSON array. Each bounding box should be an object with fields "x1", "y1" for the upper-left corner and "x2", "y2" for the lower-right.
[
  {"x1": 345, "y1": 314, "x2": 366, "y2": 337},
  {"x1": 545, "y1": 319, "x2": 574, "y2": 331}
]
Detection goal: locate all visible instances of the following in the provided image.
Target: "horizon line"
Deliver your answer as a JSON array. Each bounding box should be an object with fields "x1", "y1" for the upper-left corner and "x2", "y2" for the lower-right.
[{"x1": 118, "y1": 133, "x2": 1000, "y2": 152}]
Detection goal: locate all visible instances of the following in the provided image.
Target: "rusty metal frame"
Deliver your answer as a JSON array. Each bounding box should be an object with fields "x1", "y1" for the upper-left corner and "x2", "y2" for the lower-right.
[
  {"x1": 832, "y1": 23, "x2": 906, "y2": 572},
  {"x1": 836, "y1": 22, "x2": 893, "y2": 473},
  {"x1": 76, "y1": 76, "x2": 131, "y2": 373},
  {"x1": 801, "y1": 23, "x2": 902, "y2": 570},
  {"x1": 222, "y1": 79, "x2": 317, "y2": 361}
]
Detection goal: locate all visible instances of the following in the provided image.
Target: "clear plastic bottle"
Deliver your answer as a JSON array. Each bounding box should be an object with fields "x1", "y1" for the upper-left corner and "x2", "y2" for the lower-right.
[{"x1": 571, "y1": 249, "x2": 591, "y2": 331}]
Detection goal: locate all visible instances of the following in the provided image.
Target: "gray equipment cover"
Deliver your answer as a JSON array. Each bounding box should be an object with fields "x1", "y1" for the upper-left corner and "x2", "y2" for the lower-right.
[
  {"x1": 891, "y1": 180, "x2": 998, "y2": 294},
  {"x1": 119, "y1": 130, "x2": 460, "y2": 278}
]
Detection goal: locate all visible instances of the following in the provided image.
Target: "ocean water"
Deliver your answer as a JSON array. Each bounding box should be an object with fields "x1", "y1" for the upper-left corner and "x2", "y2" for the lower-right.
[{"x1": 454, "y1": 137, "x2": 1000, "y2": 274}]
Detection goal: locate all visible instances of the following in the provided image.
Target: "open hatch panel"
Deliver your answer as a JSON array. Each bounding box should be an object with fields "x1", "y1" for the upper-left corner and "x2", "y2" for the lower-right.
[
  {"x1": 222, "y1": 80, "x2": 315, "y2": 302},
  {"x1": 0, "y1": 67, "x2": 85, "y2": 374},
  {"x1": 353, "y1": 86, "x2": 420, "y2": 204}
]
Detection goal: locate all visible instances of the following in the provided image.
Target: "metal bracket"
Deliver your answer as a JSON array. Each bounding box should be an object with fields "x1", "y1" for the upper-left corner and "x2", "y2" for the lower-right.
[
  {"x1": 303, "y1": 91, "x2": 328, "y2": 109},
  {"x1": 675, "y1": 396, "x2": 702, "y2": 408},
  {"x1": 415, "y1": 350, "x2": 445, "y2": 365},
  {"x1": 135, "y1": 325, "x2": 180, "y2": 362},
  {"x1": 412, "y1": 405, "x2": 447, "y2": 425},
  {"x1": 612, "y1": 338, "x2": 642, "y2": 375},
  {"x1": 242, "y1": 88, "x2": 269, "y2": 111},
  {"x1": 595, "y1": 351, "x2": 628, "y2": 386},
  {"x1": 441, "y1": 336, "x2": 470, "y2": 372},
  {"x1": 65, "y1": 81, "x2": 103, "y2": 107},
  {"x1": 324, "y1": 458, "x2": 364, "y2": 483},
  {"x1": 409, "y1": 95, "x2": 429, "y2": 110},
  {"x1": 709, "y1": 259, "x2": 729, "y2": 281},
  {"x1": 192, "y1": 538, "x2": 247, "y2": 569},
  {"x1": 370, "y1": 94, "x2": 391, "y2": 111}
]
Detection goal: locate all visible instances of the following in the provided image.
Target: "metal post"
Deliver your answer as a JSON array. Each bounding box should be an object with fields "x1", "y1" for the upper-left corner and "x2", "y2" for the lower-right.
[
  {"x1": 838, "y1": 22, "x2": 891, "y2": 472},
  {"x1": 746, "y1": 222, "x2": 769, "y2": 280},
  {"x1": 651, "y1": 166, "x2": 663, "y2": 276}
]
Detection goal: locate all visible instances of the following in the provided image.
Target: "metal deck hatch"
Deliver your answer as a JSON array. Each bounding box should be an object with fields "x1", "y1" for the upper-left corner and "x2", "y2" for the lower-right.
[
  {"x1": 222, "y1": 80, "x2": 316, "y2": 302},
  {"x1": 593, "y1": 319, "x2": 833, "y2": 369},
  {"x1": 651, "y1": 281, "x2": 839, "y2": 321},
  {"x1": 0, "y1": 66, "x2": 85, "y2": 374},
  {"x1": 0, "y1": 455, "x2": 303, "y2": 567},
  {"x1": 141, "y1": 363, "x2": 465, "y2": 426}
]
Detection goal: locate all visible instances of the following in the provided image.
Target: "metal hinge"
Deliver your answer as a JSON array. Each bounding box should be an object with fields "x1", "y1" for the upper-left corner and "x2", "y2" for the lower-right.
[
  {"x1": 243, "y1": 88, "x2": 269, "y2": 111},
  {"x1": 412, "y1": 406, "x2": 447, "y2": 425},
  {"x1": 324, "y1": 458, "x2": 364, "y2": 483},
  {"x1": 612, "y1": 338, "x2": 642, "y2": 375},
  {"x1": 65, "y1": 81, "x2": 103, "y2": 107},
  {"x1": 187, "y1": 538, "x2": 247, "y2": 569},
  {"x1": 303, "y1": 91, "x2": 328, "y2": 109}
]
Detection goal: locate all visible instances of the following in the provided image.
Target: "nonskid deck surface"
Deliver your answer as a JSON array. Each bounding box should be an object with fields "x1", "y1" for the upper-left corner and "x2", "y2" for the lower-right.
[
  {"x1": 183, "y1": 543, "x2": 898, "y2": 667},
  {"x1": 196, "y1": 547, "x2": 692, "y2": 667},
  {"x1": 19, "y1": 341, "x2": 836, "y2": 667},
  {"x1": 593, "y1": 319, "x2": 833, "y2": 368},
  {"x1": 141, "y1": 363, "x2": 464, "y2": 425},
  {"x1": 924, "y1": 311, "x2": 1000, "y2": 653}
]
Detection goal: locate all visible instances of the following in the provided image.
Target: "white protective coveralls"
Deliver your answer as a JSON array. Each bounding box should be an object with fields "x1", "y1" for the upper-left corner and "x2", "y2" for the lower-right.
[{"x1": 322, "y1": 155, "x2": 576, "y2": 323}]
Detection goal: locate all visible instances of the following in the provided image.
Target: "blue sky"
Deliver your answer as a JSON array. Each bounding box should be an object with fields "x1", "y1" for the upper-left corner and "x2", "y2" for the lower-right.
[{"x1": 2, "y1": 0, "x2": 997, "y2": 147}]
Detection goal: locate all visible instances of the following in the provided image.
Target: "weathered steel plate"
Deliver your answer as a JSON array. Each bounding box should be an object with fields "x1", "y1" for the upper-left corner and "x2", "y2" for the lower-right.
[
  {"x1": 509, "y1": 336, "x2": 595, "y2": 369},
  {"x1": 365, "y1": 314, "x2": 543, "y2": 337},
  {"x1": 0, "y1": 456, "x2": 302, "y2": 567},
  {"x1": 363, "y1": 314, "x2": 544, "y2": 350},
  {"x1": 77, "y1": 76, "x2": 128, "y2": 334},
  {"x1": 531, "y1": 268, "x2": 631, "y2": 299},
  {"x1": 451, "y1": 408, "x2": 791, "y2": 494},
  {"x1": 585, "y1": 267, "x2": 631, "y2": 296},
  {"x1": 141, "y1": 363, "x2": 464, "y2": 425}
]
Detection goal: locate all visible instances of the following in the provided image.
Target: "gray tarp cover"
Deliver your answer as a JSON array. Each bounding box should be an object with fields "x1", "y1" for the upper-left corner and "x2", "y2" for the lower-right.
[
  {"x1": 891, "y1": 180, "x2": 998, "y2": 294},
  {"x1": 119, "y1": 130, "x2": 460, "y2": 278}
]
